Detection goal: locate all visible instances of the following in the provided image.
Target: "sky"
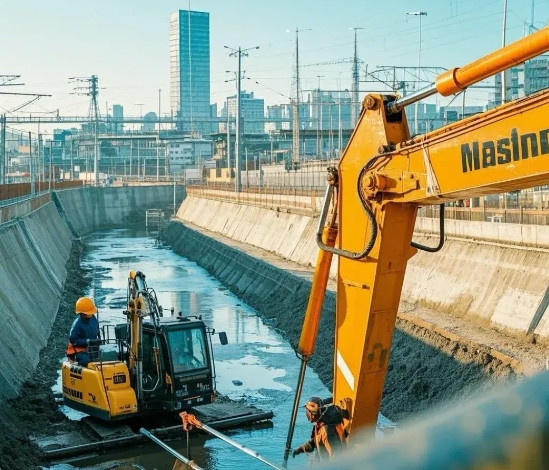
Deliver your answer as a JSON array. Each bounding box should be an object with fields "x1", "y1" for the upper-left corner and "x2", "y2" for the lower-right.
[{"x1": 1, "y1": 0, "x2": 548, "y2": 134}]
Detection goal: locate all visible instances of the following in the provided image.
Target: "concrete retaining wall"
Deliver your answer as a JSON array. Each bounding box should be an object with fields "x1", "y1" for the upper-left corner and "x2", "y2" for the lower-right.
[
  {"x1": 415, "y1": 217, "x2": 549, "y2": 249},
  {"x1": 0, "y1": 185, "x2": 185, "y2": 400},
  {"x1": 0, "y1": 202, "x2": 73, "y2": 399},
  {"x1": 56, "y1": 185, "x2": 185, "y2": 235},
  {"x1": 176, "y1": 195, "x2": 549, "y2": 338}
]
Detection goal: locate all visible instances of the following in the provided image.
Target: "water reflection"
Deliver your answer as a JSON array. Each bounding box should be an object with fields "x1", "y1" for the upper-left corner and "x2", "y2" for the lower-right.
[{"x1": 65, "y1": 228, "x2": 332, "y2": 469}]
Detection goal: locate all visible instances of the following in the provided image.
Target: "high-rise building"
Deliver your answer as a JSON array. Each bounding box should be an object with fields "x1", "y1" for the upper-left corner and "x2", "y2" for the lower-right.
[
  {"x1": 169, "y1": 9, "x2": 211, "y2": 135},
  {"x1": 490, "y1": 56, "x2": 549, "y2": 107},
  {"x1": 266, "y1": 104, "x2": 292, "y2": 131},
  {"x1": 226, "y1": 91, "x2": 265, "y2": 134},
  {"x1": 112, "y1": 104, "x2": 124, "y2": 134}
]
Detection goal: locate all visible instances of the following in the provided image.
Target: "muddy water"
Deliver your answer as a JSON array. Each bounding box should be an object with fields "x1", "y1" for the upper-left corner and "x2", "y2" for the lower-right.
[{"x1": 60, "y1": 228, "x2": 336, "y2": 469}]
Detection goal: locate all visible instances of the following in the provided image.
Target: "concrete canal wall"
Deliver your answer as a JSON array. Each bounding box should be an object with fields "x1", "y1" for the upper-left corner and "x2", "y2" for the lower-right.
[
  {"x1": 175, "y1": 195, "x2": 549, "y2": 339},
  {"x1": 161, "y1": 221, "x2": 337, "y2": 390},
  {"x1": 0, "y1": 185, "x2": 183, "y2": 400},
  {"x1": 0, "y1": 202, "x2": 73, "y2": 399},
  {"x1": 56, "y1": 185, "x2": 185, "y2": 235},
  {"x1": 2, "y1": 184, "x2": 547, "y2": 401}
]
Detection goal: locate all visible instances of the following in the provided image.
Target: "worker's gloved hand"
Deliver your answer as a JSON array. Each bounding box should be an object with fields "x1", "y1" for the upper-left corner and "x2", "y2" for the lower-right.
[{"x1": 292, "y1": 447, "x2": 304, "y2": 458}]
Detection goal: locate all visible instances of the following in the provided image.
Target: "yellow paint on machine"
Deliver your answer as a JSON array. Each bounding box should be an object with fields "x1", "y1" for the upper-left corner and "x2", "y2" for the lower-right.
[{"x1": 61, "y1": 361, "x2": 137, "y2": 418}]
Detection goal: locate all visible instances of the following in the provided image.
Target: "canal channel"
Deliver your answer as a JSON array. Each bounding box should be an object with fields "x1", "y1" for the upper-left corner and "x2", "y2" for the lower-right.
[{"x1": 57, "y1": 227, "x2": 335, "y2": 469}]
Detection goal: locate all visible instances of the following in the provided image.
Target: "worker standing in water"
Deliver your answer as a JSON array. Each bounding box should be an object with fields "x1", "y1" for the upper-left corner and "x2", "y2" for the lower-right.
[
  {"x1": 66, "y1": 297, "x2": 101, "y2": 367},
  {"x1": 292, "y1": 396, "x2": 348, "y2": 462}
]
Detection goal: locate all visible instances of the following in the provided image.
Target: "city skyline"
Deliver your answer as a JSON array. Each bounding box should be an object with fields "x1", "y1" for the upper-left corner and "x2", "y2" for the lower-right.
[{"x1": 1, "y1": 1, "x2": 548, "y2": 134}]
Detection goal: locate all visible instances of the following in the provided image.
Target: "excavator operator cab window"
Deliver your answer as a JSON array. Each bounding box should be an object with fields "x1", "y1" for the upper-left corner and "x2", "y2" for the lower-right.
[
  {"x1": 168, "y1": 327, "x2": 208, "y2": 374},
  {"x1": 141, "y1": 333, "x2": 161, "y2": 382}
]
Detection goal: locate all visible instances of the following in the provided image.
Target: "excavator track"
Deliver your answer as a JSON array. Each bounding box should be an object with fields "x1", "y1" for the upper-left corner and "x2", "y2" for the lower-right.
[{"x1": 34, "y1": 396, "x2": 273, "y2": 463}]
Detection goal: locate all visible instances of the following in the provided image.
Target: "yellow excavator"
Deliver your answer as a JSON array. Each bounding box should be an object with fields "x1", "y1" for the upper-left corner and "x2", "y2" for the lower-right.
[
  {"x1": 283, "y1": 26, "x2": 549, "y2": 462},
  {"x1": 61, "y1": 270, "x2": 227, "y2": 421}
]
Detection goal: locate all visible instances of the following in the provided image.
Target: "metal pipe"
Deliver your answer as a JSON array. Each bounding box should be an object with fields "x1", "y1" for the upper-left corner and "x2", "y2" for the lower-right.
[
  {"x1": 387, "y1": 85, "x2": 438, "y2": 114},
  {"x1": 436, "y1": 25, "x2": 549, "y2": 96},
  {"x1": 140, "y1": 428, "x2": 204, "y2": 470},
  {"x1": 282, "y1": 359, "x2": 308, "y2": 467},
  {"x1": 192, "y1": 420, "x2": 281, "y2": 470}
]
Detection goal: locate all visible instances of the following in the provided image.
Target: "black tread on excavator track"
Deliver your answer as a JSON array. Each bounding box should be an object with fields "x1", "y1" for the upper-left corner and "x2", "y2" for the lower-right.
[{"x1": 33, "y1": 397, "x2": 274, "y2": 462}]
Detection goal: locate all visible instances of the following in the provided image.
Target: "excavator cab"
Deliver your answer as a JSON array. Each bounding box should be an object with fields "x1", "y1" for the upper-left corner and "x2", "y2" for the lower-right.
[
  {"x1": 61, "y1": 270, "x2": 227, "y2": 421},
  {"x1": 167, "y1": 324, "x2": 208, "y2": 374}
]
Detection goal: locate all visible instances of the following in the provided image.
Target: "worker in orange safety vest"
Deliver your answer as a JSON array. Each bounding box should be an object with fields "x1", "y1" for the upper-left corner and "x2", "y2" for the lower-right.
[{"x1": 292, "y1": 396, "x2": 348, "y2": 462}]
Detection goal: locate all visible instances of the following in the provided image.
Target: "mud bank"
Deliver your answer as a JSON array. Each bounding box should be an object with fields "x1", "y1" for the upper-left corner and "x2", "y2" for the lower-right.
[
  {"x1": 177, "y1": 195, "x2": 549, "y2": 338},
  {"x1": 161, "y1": 221, "x2": 517, "y2": 423}
]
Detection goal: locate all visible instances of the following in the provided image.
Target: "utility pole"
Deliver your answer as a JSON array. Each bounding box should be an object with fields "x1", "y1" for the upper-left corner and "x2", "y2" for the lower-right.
[
  {"x1": 316, "y1": 75, "x2": 323, "y2": 158},
  {"x1": 225, "y1": 44, "x2": 259, "y2": 192},
  {"x1": 501, "y1": 0, "x2": 508, "y2": 104},
  {"x1": 70, "y1": 75, "x2": 100, "y2": 186},
  {"x1": 49, "y1": 141, "x2": 53, "y2": 192},
  {"x1": 291, "y1": 28, "x2": 310, "y2": 166},
  {"x1": 38, "y1": 132, "x2": 42, "y2": 187},
  {"x1": 0, "y1": 114, "x2": 5, "y2": 184},
  {"x1": 157, "y1": 88, "x2": 161, "y2": 181},
  {"x1": 226, "y1": 97, "x2": 231, "y2": 171},
  {"x1": 350, "y1": 27, "x2": 364, "y2": 128},
  {"x1": 70, "y1": 139, "x2": 74, "y2": 180},
  {"x1": 29, "y1": 131, "x2": 35, "y2": 195},
  {"x1": 91, "y1": 76, "x2": 99, "y2": 186},
  {"x1": 406, "y1": 11, "x2": 427, "y2": 134}
]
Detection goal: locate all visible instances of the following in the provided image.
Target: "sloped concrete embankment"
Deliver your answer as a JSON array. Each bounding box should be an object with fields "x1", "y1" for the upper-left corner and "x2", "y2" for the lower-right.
[
  {"x1": 56, "y1": 184, "x2": 185, "y2": 235},
  {"x1": 162, "y1": 220, "x2": 513, "y2": 421},
  {"x1": 176, "y1": 195, "x2": 332, "y2": 275},
  {"x1": 0, "y1": 202, "x2": 73, "y2": 400},
  {"x1": 161, "y1": 221, "x2": 336, "y2": 391},
  {"x1": 177, "y1": 195, "x2": 549, "y2": 339},
  {"x1": 0, "y1": 185, "x2": 185, "y2": 400},
  {"x1": 162, "y1": 219, "x2": 336, "y2": 383},
  {"x1": 410, "y1": 218, "x2": 549, "y2": 337}
]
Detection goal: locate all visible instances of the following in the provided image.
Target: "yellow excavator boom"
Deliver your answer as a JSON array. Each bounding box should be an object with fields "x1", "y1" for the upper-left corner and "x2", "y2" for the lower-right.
[{"x1": 321, "y1": 27, "x2": 549, "y2": 439}]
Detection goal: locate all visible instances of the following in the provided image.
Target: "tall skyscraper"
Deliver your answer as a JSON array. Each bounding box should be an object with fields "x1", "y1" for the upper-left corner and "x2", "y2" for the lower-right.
[
  {"x1": 112, "y1": 104, "x2": 124, "y2": 134},
  {"x1": 169, "y1": 10, "x2": 211, "y2": 135}
]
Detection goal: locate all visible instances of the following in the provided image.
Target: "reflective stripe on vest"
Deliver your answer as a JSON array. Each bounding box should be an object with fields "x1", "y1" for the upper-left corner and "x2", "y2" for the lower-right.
[{"x1": 66, "y1": 342, "x2": 86, "y2": 356}]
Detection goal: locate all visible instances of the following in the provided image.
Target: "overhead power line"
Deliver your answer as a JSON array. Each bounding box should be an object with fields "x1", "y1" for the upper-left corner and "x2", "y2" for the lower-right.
[{"x1": 69, "y1": 75, "x2": 100, "y2": 186}]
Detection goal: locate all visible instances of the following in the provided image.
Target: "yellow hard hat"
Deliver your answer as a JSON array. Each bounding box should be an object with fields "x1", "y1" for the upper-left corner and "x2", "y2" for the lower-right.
[
  {"x1": 304, "y1": 397, "x2": 324, "y2": 415},
  {"x1": 75, "y1": 297, "x2": 98, "y2": 315}
]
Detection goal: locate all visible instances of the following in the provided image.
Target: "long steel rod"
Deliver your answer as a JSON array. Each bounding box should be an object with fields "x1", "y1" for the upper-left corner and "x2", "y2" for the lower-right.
[
  {"x1": 194, "y1": 421, "x2": 282, "y2": 470},
  {"x1": 140, "y1": 428, "x2": 204, "y2": 470},
  {"x1": 282, "y1": 358, "x2": 308, "y2": 467}
]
